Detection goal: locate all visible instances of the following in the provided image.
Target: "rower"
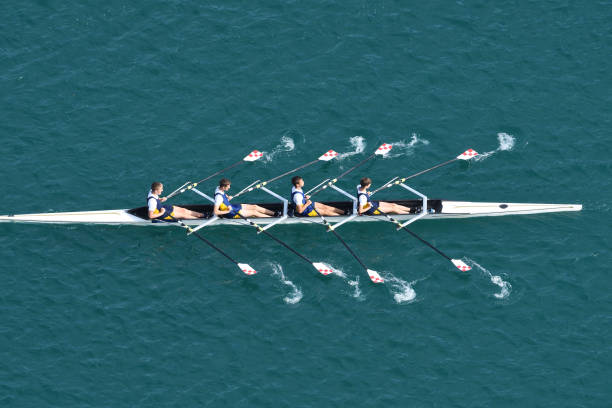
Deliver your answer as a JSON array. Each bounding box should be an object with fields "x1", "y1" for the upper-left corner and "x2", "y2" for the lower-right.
[
  {"x1": 357, "y1": 177, "x2": 413, "y2": 215},
  {"x1": 214, "y1": 178, "x2": 274, "y2": 218},
  {"x1": 148, "y1": 182, "x2": 204, "y2": 221},
  {"x1": 291, "y1": 176, "x2": 344, "y2": 217}
]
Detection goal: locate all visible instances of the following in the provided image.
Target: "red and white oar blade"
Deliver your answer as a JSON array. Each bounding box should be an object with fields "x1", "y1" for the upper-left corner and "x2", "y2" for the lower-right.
[
  {"x1": 318, "y1": 150, "x2": 338, "y2": 161},
  {"x1": 456, "y1": 148, "x2": 478, "y2": 160},
  {"x1": 237, "y1": 263, "x2": 257, "y2": 275},
  {"x1": 243, "y1": 150, "x2": 264, "y2": 162},
  {"x1": 367, "y1": 269, "x2": 384, "y2": 283},
  {"x1": 312, "y1": 262, "x2": 334, "y2": 275},
  {"x1": 375, "y1": 143, "x2": 393, "y2": 156},
  {"x1": 451, "y1": 259, "x2": 471, "y2": 272}
]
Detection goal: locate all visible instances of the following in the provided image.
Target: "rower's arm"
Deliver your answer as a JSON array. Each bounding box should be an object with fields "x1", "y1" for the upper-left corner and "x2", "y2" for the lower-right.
[
  {"x1": 213, "y1": 204, "x2": 230, "y2": 216},
  {"x1": 148, "y1": 208, "x2": 166, "y2": 219}
]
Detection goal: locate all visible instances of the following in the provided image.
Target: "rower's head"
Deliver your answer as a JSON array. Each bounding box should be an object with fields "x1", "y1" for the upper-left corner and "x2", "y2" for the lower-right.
[
  {"x1": 151, "y1": 182, "x2": 163, "y2": 195},
  {"x1": 292, "y1": 176, "x2": 304, "y2": 188},
  {"x1": 360, "y1": 177, "x2": 372, "y2": 190},
  {"x1": 219, "y1": 178, "x2": 231, "y2": 191}
]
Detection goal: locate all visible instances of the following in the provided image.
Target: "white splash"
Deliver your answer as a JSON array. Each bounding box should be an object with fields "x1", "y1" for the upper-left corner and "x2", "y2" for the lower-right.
[
  {"x1": 263, "y1": 135, "x2": 295, "y2": 162},
  {"x1": 385, "y1": 274, "x2": 417, "y2": 304},
  {"x1": 466, "y1": 258, "x2": 512, "y2": 299},
  {"x1": 270, "y1": 263, "x2": 303, "y2": 304},
  {"x1": 337, "y1": 136, "x2": 366, "y2": 160},
  {"x1": 475, "y1": 132, "x2": 516, "y2": 161},
  {"x1": 332, "y1": 267, "x2": 363, "y2": 299},
  {"x1": 386, "y1": 134, "x2": 430, "y2": 158}
]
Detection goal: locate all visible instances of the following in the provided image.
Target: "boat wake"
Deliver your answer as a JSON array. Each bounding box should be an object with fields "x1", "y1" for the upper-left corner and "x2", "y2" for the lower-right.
[
  {"x1": 475, "y1": 132, "x2": 515, "y2": 161},
  {"x1": 269, "y1": 263, "x2": 303, "y2": 304},
  {"x1": 386, "y1": 134, "x2": 430, "y2": 158},
  {"x1": 337, "y1": 136, "x2": 366, "y2": 160},
  {"x1": 465, "y1": 258, "x2": 512, "y2": 299},
  {"x1": 385, "y1": 273, "x2": 417, "y2": 304},
  {"x1": 331, "y1": 267, "x2": 363, "y2": 299},
  {"x1": 263, "y1": 135, "x2": 295, "y2": 162}
]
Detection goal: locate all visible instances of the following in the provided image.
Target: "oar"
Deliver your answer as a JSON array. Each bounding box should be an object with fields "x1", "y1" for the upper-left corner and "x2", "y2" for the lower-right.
[
  {"x1": 234, "y1": 213, "x2": 334, "y2": 276},
  {"x1": 372, "y1": 209, "x2": 471, "y2": 272},
  {"x1": 312, "y1": 207, "x2": 384, "y2": 283},
  {"x1": 166, "y1": 150, "x2": 264, "y2": 199},
  {"x1": 301, "y1": 143, "x2": 392, "y2": 283},
  {"x1": 309, "y1": 143, "x2": 393, "y2": 199},
  {"x1": 164, "y1": 217, "x2": 257, "y2": 275},
  {"x1": 232, "y1": 150, "x2": 339, "y2": 200},
  {"x1": 370, "y1": 148, "x2": 479, "y2": 196}
]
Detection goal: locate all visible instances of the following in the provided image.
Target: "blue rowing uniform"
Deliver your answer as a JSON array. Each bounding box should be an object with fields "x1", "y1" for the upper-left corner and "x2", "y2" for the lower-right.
[
  {"x1": 215, "y1": 187, "x2": 242, "y2": 219},
  {"x1": 291, "y1": 187, "x2": 317, "y2": 217},
  {"x1": 357, "y1": 187, "x2": 380, "y2": 215},
  {"x1": 147, "y1": 192, "x2": 175, "y2": 222}
]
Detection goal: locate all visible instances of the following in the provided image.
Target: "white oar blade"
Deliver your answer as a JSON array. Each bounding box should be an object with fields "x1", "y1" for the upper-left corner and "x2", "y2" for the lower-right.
[
  {"x1": 451, "y1": 259, "x2": 472, "y2": 272},
  {"x1": 457, "y1": 148, "x2": 478, "y2": 160},
  {"x1": 318, "y1": 150, "x2": 338, "y2": 161},
  {"x1": 313, "y1": 262, "x2": 334, "y2": 275},
  {"x1": 243, "y1": 150, "x2": 264, "y2": 162},
  {"x1": 237, "y1": 263, "x2": 257, "y2": 275},
  {"x1": 375, "y1": 143, "x2": 393, "y2": 156},
  {"x1": 367, "y1": 269, "x2": 384, "y2": 283}
]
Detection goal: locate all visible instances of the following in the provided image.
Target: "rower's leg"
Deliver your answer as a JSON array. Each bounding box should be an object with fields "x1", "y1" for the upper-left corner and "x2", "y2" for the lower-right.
[
  {"x1": 314, "y1": 202, "x2": 344, "y2": 216},
  {"x1": 240, "y1": 208, "x2": 272, "y2": 218},
  {"x1": 242, "y1": 204, "x2": 274, "y2": 216},
  {"x1": 172, "y1": 206, "x2": 204, "y2": 219},
  {"x1": 378, "y1": 202, "x2": 411, "y2": 215}
]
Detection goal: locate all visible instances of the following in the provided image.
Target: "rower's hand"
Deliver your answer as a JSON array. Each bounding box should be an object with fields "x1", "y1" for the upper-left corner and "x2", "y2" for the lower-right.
[
  {"x1": 305, "y1": 195, "x2": 311, "y2": 200},
  {"x1": 160, "y1": 197, "x2": 168, "y2": 202},
  {"x1": 228, "y1": 195, "x2": 233, "y2": 200}
]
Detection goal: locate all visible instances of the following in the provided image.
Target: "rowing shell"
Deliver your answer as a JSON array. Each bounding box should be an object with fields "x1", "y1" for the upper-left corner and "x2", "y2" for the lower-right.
[{"x1": 0, "y1": 199, "x2": 582, "y2": 225}]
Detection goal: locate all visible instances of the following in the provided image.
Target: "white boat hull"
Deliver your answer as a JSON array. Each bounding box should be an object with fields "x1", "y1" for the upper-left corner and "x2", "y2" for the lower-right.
[{"x1": 0, "y1": 201, "x2": 583, "y2": 226}]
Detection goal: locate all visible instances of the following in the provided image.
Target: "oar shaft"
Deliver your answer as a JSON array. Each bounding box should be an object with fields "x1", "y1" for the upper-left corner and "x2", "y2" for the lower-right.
[
  {"x1": 236, "y1": 214, "x2": 313, "y2": 264},
  {"x1": 167, "y1": 157, "x2": 249, "y2": 199},
  {"x1": 375, "y1": 209, "x2": 452, "y2": 261},
  {"x1": 311, "y1": 207, "x2": 369, "y2": 271},
  {"x1": 166, "y1": 218, "x2": 239, "y2": 264},
  {"x1": 371, "y1": 158, "x2": 458, "y2": 196},
  {"x1": 399, "y1": 227, "x2": 452, "y2": 261},
  {"x1": 310, "y1": 153, "x2": 376, "y2": 199},
  {"x1": 401, "y1": 158, "x2": 458, "y2": 182},
  {"x1": 195, "y1": 159, "x2": 245, "y2": 185},
  {"x1": 233, "y1": 158, "x2": 319, "y2": 199}
]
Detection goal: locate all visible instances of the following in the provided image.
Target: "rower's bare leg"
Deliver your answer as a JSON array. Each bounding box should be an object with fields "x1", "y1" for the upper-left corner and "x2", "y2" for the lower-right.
[
  {"x1": 239, "y1": 208, "x2": 273, "y2": 218},
  {"x1": 378, "y1": 202, "x2": 412, "y2": 215},
  {"x1": 242, "y1": 204, "x2": 274, "y2": 216},
  {"x1": 172, "y1": 206, "x2": 204, "y2": 219},
  {"x1": 314, "y1": 202, "x2": 344, "y2": 216}
]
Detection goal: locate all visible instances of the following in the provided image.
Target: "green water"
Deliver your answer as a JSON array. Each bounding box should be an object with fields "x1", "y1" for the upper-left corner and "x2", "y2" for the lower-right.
[{"x1": 1, "y1": 1, "x2": 610, "y2": 407}]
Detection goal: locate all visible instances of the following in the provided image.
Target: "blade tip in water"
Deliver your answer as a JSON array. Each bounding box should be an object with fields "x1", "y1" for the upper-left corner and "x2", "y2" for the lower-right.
[
  {"x1": 244, "y1": 150, "x2": 264, "y2": 162},
  {"x1": 367, "y1": 269, "x2": 384, "y2": 283},
  {"x1": 451, "y1": 259, "x2": 471, "y2": 272},
  {"x1": 375, "y1": 143, "x2": 393, "y2": 156},
  {"x1": 313, "y1": 262, "x2": 334, "y2": 275},
  {"x1": 318, "y1": 150, "x2": 338, "y2": 161},
  {"x1": 237, "y1": 263, "x2": 257, "y2": 275},
  {"x1": 457, "y1": 148, "x2": 478, "y2": 160}
]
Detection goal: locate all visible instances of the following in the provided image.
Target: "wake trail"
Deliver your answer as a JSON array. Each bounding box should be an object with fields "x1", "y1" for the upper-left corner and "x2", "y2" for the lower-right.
[
  {"x1": 269, "y1": 263, "x2": 303, "y2": 304},
  {"x1": 262, "y1": 135, "x2": 295, "y2": 162},
  {"x1": 331, "y1": 267, "x2": 363, "y2": 299},
  {"x1": 475, "y1": 132, "x2": 515, "y2": 161},
  {"x1": 465, "y1": 258, "x2": 512, "y2": 299},
  {"x1": 385, "y1": 134, "x2": 430, "y2": 158},
  {"x1": 337, "y1": 136, "x2": 366, "y2": 160},
  {"x1": 384, "y1": 273, "x2": 418, "y2": 304}
]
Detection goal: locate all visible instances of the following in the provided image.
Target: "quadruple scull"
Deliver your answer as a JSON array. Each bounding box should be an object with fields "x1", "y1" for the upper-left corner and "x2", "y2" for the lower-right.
[{"x1": 0, "y1": 144, "x2": 582, "y2": 283}]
